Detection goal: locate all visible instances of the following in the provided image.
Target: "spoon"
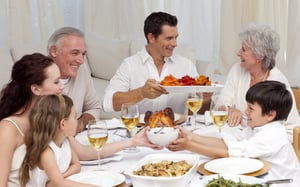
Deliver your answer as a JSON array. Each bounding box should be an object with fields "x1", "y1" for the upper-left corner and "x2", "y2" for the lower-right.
[
  {"x1": 262, "y1": 178, "x2": 293, "y2": 186},
  {"x1": 154, "y1": 126, "x2": 164, "y2": 134}
]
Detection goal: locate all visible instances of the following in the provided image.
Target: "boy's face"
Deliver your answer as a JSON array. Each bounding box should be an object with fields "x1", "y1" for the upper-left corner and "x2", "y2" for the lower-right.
[{"x1": 245, "y1": 102, "x2": 270, "y2": 128}]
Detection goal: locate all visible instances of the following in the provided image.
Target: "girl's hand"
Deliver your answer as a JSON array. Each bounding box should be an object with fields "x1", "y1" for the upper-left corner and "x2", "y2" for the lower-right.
[{"x1": 131, "y1": 126, "x2": 163, "y2": 150}]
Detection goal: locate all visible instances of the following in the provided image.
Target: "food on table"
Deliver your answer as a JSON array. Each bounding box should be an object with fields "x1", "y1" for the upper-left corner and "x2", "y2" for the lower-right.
[
  {"x1": 205, "y1": 175, "x2": 265, "y2": 187},
  {"x1": 133, "y1": 160, "x2": 192, "y2": 177},
  {"x1": 160, "y1": 74, "x2": 211, "y2": 86},
  {"x1": 144, "y1": 107, "x2": 175, "y2": 128}
]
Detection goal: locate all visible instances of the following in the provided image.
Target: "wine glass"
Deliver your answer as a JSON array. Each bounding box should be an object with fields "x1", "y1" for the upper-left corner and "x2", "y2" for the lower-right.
[
  {"x1": 209, "y1": 94, "x2": 228, "y2": 137},
  {"x1": 87, "y1": 120, "x2": 108, "y2": 166},
  {"x1": 121, "y1": 103, "x2": 140, "y2": 153},
  {"x1": 186, "y1": 92, "x2": 203, "y2": 129}
]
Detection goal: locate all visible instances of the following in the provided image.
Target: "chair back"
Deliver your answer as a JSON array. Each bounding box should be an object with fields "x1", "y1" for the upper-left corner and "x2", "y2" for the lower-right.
[
  {"x1": 293, "y1": 126, "x2": 300, "y2": 162},
  {"x1": 291, "y1": 87, "x2": 300, "y2": 114}
]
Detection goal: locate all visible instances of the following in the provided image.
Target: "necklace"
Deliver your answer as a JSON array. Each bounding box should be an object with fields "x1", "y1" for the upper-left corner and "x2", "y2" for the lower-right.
[{"x1": 250, "y1": 69, "x2": 270, "y2": 86}]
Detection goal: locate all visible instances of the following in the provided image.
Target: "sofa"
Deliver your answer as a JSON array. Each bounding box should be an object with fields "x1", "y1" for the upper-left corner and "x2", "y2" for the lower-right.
[{"x1": 0, "y1": 33, "x2": 215, "y2": 119}]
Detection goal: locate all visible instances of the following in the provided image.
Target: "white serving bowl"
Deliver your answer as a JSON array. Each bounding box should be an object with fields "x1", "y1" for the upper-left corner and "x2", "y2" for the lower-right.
[
  {"x1": 146, "y1": 127, "x2": 179, "y2": 146},
  {"x1": 125, "y1": 153, "x2": 199, "y2": 187}
]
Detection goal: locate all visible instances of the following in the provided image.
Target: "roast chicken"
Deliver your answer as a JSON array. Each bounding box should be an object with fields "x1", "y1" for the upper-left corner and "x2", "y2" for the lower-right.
[{"x1": 144, "y1": 107, "x2": 175, "y2": 128}]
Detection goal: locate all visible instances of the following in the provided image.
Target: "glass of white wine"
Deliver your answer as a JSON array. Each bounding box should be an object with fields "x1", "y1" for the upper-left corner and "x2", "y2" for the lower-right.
[
  {"x1": 121, "y1": 103, "x2": 140, "y2": 153},
  {"x1": 209, "y1": 94, "x2": 228, "y2": 137},
  {"x1": 87, "y1": 120, "x2": 108, "y2": 166},
  {"x1": 186, "y1": 92, "x2": 203, "y2": 129}
]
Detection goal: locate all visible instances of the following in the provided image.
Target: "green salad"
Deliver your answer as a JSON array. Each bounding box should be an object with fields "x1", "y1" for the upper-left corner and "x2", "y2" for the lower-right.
[{"x1": 205, "y1": 175, "x2": 269, "y2": 187}]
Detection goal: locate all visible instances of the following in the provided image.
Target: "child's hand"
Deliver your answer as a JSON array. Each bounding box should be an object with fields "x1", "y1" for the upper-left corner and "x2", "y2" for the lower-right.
[{"x1": 131, "y1": 126, "x2": 163, "y2": 150}]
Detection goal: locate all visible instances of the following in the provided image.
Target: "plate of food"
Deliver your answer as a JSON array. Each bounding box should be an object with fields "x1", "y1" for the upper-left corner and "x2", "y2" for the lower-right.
[
  {"x1": 67, "y1": 170, "x2": 125, "y2": 187},
  {"x1": 125, "y1": 153, "x2": 199, "y2": 187},
  {"x1": 139, "y1": 107, "x2": 186, "y2": 126},
  {"x1": 204, "y1": 157, "x2": 264, "y2": 175},
  {"x1": 201, "y1": 174, "x2": 264, "y2": 187}
]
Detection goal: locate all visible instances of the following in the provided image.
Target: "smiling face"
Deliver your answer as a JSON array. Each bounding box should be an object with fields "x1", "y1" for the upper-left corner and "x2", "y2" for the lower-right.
[
  {"x1": 149, "y1": 25, "x2": 178, "y2": 58},
  {"x1": 50, "y1": 35, "x2": 87, "y2": 79},
  {"x1": 236, "y1": 43, "x2": 260, "y2": 71},
  {"x1": 245, "y1": 102, "x2": 274, "y2": 128},
  {"x1": 35, "y1": 63, "x2": 64, "y2": 95}
]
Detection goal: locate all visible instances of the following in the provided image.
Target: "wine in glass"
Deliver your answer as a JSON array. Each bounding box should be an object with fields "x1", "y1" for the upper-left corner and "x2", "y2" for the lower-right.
[
  {"x1": 121, "y1": 103, "x2": 140, "y2": 153},
  {"x1": 186, "y1": 92, "x2": 203, "y2": 129},
  {"x1": 209, "y1": 95, "x2": 228, "y2": 137},
  {"x1": 87, "y1": 120, "x2": 108, "y2": 166}
]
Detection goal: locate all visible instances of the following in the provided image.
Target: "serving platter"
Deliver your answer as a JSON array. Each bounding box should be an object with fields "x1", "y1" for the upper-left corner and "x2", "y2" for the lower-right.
[
  {"x1": 67, "y1": 170, "x2": 125, "y2": 187},
  {"x1": 198, "y1": 158, "x2": 270, "y2": 177},
  {"x1": 161, "y1": 83, "x2": 223, "y2": 93}
]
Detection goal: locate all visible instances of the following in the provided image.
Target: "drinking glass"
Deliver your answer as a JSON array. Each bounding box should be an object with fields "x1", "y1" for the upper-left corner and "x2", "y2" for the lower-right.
[
  {"x1": 209, "y1": 94, "x2": 228, "y2": 137},
  {"x1": 87, "y1": 120, "x2": 108, "y2": 166},
  {"x1": 186, "y1": 92, "x2": 203, "y2": 129},
  {"x1": 121, "y1": 103, "x2": 140, "y2": 153}
]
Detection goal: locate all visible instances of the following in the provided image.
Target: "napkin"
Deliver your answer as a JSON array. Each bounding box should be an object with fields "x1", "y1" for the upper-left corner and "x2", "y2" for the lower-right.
[
  {"x1": 80, "y1": 154, "x2": 123, "y2": 165},
  {"x1": 105, "y1": 118, "x2": 126, "y2": 129},
  {"x1": 204, "y1": 111, "x2": 213, "y2": 125}
]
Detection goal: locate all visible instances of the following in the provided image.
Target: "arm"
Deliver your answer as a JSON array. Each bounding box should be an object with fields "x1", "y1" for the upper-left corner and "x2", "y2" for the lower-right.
[
  {"x1": 69, "y1": 128, "x2": 163, "y2": 161},
  {"x1": 166, "y1": 126, "x2": 228, "y2": 158},
  {"x1": 42, "y1": 148, "x2": 98, "y2": 187},
  {"x1": 0, "y1": 123, "x2": 18, "y2": 187},
  {"x1": 62, "y1": 149, "x2": 81, "y2": 178},
  {"x1": 112, "y1": 79, "x2": 168, "y2": 111}
]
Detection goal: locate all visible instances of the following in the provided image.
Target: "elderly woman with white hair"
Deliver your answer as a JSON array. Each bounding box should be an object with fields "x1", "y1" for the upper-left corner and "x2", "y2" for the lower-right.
[{"x1": 217, "y1": 23, "x2": 300, "y2": 142}]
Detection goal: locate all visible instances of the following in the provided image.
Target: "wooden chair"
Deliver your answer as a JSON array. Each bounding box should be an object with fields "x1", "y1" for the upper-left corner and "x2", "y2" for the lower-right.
[
  {"x1": 294, "y1": 126, "x2": 300, "y2": 162},
  {"x1": 291, "y1": 87, "x2": 300, "y2": 161}
]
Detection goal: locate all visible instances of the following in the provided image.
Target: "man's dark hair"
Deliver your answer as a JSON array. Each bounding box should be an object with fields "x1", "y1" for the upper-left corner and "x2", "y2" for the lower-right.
[
  {"x1": 246, "y1": 80, "x2": 292, "y2": 121},
  {"x1": 144, "y1": 11, "x2": 177, "y2": 42}
]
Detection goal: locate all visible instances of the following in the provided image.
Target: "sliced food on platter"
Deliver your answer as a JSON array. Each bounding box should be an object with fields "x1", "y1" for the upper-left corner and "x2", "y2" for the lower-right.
[
  {"x1": 67, "y1": 170, "x2": 125, "y2": 187},
  {"x1": 204, "y1": 157, "x2": 264, "y2": 175}
]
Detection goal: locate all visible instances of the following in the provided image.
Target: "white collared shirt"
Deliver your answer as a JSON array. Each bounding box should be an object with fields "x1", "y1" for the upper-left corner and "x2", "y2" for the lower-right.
[{"x1": 102, "y1": 47, "x2": 198, "y2": 114}]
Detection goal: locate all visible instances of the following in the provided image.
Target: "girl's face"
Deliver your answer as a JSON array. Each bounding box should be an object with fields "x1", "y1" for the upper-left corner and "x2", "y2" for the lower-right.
[
  {"x1": 245, "y1": 102, "x2": 270, "y2": 128},
  {"x1": 38, "y1": 63, "x2": 64, "y2": 95},
  {"x1": 63, "y1": 106, "x2": 78, "y2": 136}
]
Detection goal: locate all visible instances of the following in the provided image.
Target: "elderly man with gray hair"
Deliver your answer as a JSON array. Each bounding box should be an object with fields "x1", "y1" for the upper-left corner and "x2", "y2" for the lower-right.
[
  {"x1": 47, "y1": 27, "x2": 101, "y2": 133},
  {"x1": 217, "y1": 23, "x2": 299, "y2": 142}
]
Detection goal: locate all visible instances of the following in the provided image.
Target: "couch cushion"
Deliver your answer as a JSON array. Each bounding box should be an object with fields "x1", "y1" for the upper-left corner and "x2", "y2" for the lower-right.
[
  {"x1": 10, "y1": 42, "x2": 47, "y2": 62},
  {"x1": 85, "y1": 34, "x2": 131, "y2": 81},
  {"x1": 0, "y1": 47, "x2": 14, "y2": 89}
]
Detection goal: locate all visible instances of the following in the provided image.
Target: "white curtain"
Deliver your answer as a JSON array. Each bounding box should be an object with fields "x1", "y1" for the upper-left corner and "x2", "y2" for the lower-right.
[
  {"x1": 1, "y1": 0, "x2": 299, "y2": 86},
  {"x1": 219, "y1": 0, "x2": 288, "y2": 75}
]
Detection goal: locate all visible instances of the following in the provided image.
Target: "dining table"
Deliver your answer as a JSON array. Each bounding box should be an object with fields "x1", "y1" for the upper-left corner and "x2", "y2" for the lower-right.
[{"x1": 77, "y1": 113, "x2": 269, "y2": 187}]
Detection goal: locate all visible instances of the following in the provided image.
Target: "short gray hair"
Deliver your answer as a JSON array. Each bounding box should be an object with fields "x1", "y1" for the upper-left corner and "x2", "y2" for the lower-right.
[
  {"x1": 47, "y1": 27, "x2": 84, "y2": 55},
  {"x1": 238, "y1": 24, "x2": 280, "y2": 70}
]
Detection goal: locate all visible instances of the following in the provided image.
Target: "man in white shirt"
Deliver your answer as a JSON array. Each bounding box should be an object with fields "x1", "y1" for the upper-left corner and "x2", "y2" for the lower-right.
[{"x1": 103, "y1": 11, "x2": 198, "y2": 114}]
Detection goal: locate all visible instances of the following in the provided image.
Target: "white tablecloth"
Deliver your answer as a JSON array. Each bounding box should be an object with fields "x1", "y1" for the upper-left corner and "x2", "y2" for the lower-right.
[{"x1": 80, "y1": 116, "x2": 266, "y2": 187}]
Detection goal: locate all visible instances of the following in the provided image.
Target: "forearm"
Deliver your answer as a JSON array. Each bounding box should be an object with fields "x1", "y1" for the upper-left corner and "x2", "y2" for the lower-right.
[
  {"x1": 186, "y1": 140, "x2": 229, "y2": 158},
  {"x1": 101, "y1": 140, "x2": 133, "y2": 158},
  {"x1": 189, "y1": 134, "x2": 227, "y2": 149},
  {"x1": 113, "y1": 88, "x2": 144, "y2": 111}
]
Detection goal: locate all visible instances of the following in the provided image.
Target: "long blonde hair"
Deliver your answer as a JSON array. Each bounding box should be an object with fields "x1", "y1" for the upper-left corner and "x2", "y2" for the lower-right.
[{"x1": 19, "y1": 94, "x2": 73, "y2": 186}]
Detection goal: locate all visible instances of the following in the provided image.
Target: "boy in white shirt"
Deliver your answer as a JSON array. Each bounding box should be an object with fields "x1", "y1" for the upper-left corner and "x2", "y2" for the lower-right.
[{"x1": 167, "y1": 80, "x2": 300, "y2": 186}]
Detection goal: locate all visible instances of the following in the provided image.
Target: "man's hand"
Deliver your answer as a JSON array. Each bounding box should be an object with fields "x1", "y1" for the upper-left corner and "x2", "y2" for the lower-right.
[{"x1": 141, "y1": 79, "x2": 168, "y2": 99}]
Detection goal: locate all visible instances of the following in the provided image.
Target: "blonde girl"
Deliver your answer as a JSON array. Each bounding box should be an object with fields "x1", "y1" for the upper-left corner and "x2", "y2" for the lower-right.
[{"x1": 20, "y1": 95, "x2": 98, "y2": 187}]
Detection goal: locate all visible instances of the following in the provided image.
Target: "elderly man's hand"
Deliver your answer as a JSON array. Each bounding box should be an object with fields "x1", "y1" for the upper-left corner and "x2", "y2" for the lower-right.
[{"x1": 141, "y1": 79, "x2": 168, "y2": 99}]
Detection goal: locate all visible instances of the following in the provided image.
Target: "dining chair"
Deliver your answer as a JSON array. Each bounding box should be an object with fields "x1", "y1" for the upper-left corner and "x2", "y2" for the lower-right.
[
  {"x1": 293, "y1": 126, "x2": 300, "y2": 162},
  {"x1": 291, "y1": 87, "x2": 300, "y2": 114}
]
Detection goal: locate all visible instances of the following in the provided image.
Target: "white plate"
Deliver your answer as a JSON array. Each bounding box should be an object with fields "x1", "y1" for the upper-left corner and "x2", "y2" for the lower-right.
[
  {"x1": 75, "y1": 131, "x2": 122, "y2": 145},
  {"x1": 161, "y1": 83, "x2": 223, "y2": 93},
  {"x1": 204, "y1": 157, "x2": 264, "y2": 175},
  {"x1": 67, "y1": 170, "x2": 125, "y2": 187},
  {"x1": 139, "y1": 113, "x2": 181, "y2": 124},
  {"x1": 201, "y1": 173, "x2": 264, "y2": 186}
]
